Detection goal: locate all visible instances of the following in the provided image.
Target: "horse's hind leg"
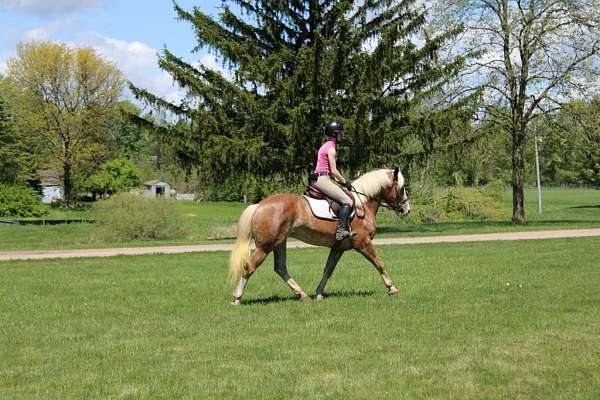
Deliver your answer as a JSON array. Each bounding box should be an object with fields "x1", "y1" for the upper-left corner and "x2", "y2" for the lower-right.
[
  {"x1": 273, "y1": 241, "x2": 309, "y2": 301},
  {"x1": 231, "y1": 247, "x2": 269, "y2": 305}
]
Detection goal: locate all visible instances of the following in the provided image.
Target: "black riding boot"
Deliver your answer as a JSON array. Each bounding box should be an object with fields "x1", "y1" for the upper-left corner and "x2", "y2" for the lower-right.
[{"x1": 335, "y1": 204, "x2": 353, "y2": 241}]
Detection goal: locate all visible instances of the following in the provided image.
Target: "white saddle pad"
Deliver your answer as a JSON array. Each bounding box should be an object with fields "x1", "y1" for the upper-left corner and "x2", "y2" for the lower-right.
[
  {"x1": 303, "y1": 195, "x2": 336, "y2": 220},
  {"x1": 303, "y1": 195, "x2": 355, "y2": 221}
]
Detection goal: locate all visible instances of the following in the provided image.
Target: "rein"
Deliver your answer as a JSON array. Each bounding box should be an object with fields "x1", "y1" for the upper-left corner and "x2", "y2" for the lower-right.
[{"x1": 349, "y1": 183, "x2": 408, "y2": 215}]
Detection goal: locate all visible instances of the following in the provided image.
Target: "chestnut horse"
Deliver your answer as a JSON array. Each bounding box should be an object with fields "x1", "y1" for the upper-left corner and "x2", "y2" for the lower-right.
[{"x1": 228, "y1": 167, "x2": 410, "y2": 305}]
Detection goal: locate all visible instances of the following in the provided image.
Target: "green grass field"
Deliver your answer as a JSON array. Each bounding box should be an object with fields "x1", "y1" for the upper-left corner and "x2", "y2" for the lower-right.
[
  {"x1": 0, "y1": 201, "x2": 246, "y2": 251},
  {"x1": 1, "y1": 237, "x2": 599, "y2": 398},
  {"x1": 0, "y1": 187, "x2": 598, "y2": 251}
]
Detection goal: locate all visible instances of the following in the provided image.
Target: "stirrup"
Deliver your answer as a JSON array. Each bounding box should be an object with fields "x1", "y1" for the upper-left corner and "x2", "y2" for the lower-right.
[{"x1": 335, "y1": 228, "x2": 352, "y2": 241}]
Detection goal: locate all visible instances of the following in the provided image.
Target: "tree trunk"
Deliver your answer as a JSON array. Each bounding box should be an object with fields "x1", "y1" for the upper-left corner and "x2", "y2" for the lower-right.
[
  {"x1": 63, "y1": 159, "x2": 72, "y2": 206},
  {"x1": 511, "y1": 130, "x2": 526, "y2": 224}
]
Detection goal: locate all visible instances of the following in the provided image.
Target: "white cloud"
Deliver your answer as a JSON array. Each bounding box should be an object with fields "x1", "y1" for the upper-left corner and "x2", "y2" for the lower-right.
[
  {"x1": 75, "y1": 32, "x2": 186, "y2": 104},
  {"x1": 195, "y1": 53, "x2": 233, "y2": 80},
  {"x1": 77, "y1": 33, "x2": 232, "y2": 107},
  {"x1": 22, "y1": 16, "x2": 78, "y2": 41},
  {"x1": 1, "y1": 0, "x2": 103, "y2": 15},
  {"x1": 0, "y1": 19, "x2": 231, "y2": 108}
]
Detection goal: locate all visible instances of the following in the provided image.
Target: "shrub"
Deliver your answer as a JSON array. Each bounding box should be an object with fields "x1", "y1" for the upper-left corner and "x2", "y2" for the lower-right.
[
  {"x1": 481, "y1": 179, "x2": 507, "y2": 202},
  {"x1": 442, "y1": 187, "x2": 507, "y2": 221},
  {"x1": 0, "y1": 184, "x2": 48, "y2": 218},
  {"x1": 92, "y1": 193, "x2": 187, "y2": 242},
  {"x1": 394, "y1": 184, "x2": 508, "y2": 224}
]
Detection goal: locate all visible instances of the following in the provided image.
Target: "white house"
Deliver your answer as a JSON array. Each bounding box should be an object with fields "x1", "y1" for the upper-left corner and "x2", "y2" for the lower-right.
[{"x1": 38, "y1": 170, "x2": 63, "y2": 204}]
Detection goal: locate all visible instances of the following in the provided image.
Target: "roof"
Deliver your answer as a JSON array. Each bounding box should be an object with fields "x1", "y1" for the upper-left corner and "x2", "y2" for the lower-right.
[
  {"x1": 38, "y1": 169, "x2": 61, "y2": 187},
  {"x1": 144, "y1": 180, "x2": 170, "y2": 187}
]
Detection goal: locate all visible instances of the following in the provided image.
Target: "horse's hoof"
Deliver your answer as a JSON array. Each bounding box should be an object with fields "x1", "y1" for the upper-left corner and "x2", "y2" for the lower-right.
[
  {"x1": 299, "y1": 294, "x2": 310, "y2": 302},
  {"x1": 230, "y1": 298, "x2": 241, "y2": 305},
  {"x1": 388, "y1": 287, "x2": 399, "y2": 296},
  {"x1": 316, "y1": 294, "x2": 324, "y2": 301}
]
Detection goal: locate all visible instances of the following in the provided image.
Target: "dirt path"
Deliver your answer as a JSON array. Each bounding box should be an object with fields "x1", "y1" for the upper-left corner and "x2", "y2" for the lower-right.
[{"x1": 1, "y1": 228, "x2": 600, "y2": 262}]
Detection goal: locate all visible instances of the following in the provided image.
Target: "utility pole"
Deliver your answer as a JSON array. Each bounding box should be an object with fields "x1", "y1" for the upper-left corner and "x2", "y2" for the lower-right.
[{"x1": 534, "y1": 134, "x2": 542, "y2": 214}]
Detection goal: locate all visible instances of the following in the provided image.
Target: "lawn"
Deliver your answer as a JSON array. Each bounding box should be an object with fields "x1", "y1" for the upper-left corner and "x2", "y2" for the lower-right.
[
  {"x1": 0, "y1": 187, "x2": 598, "y2": 251},
  {"x1": 0, "y1": 201, "x2": 246, "y2": 251},
  {"x1": 1, "y1": 237, "x2": 599, "y2": 398}
]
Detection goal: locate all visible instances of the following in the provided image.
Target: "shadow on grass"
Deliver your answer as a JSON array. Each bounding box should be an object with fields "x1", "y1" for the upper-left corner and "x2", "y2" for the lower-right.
[
  {"x1": 242, "y1": 294, "x2": 298, "y2": 305},
  {"x1": 323, "y1": 290, "x2": 376, "y2": 299},
  {"x1": 569, "y1": 205, "x2": 600, "y2": 209},
  {"x1": 242, "y1": 290, "x2": 375, "y2": 305}
]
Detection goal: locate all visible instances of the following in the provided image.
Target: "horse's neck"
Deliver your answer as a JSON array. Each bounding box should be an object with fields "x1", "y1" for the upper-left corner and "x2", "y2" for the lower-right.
[
  {"x1": 353, "y1": 189, "x2": 382, "y2": 219},
  {"x1": 364, "y1": 199, "x2": 380, "y2": 216},
  {"x1": 353, "y1": 179, "x2": 388, "y2": 217}
]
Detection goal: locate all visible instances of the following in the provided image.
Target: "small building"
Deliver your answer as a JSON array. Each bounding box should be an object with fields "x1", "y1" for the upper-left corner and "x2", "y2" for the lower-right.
[
  {"x1": 38, "y1": 170, "x2": 63, "y2": 204},
  {"x1": 143, "y1": 179, "x2": 171, "y2": 198}
]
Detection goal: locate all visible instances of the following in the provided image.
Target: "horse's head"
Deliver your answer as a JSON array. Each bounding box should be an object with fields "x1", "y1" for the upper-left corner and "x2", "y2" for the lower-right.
[{"x1": 383, "y1": 167, "x2": 410, "y2": 216}]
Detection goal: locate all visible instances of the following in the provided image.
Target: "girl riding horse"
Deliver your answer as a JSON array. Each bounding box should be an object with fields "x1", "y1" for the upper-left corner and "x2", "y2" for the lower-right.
[{"x1": 228, "y1": 164, "x2": 411, "y2": 305}]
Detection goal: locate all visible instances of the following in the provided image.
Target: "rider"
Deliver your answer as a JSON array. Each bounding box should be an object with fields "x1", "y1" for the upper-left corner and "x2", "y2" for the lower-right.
[{"x1": 313, "y1": 121, "x2": 353, "y2": 241}]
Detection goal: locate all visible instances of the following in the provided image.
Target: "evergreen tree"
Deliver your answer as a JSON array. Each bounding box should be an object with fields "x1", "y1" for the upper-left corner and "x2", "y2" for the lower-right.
[{"x1": 130, "y1": 0, "x2": 471, "y2": 189}]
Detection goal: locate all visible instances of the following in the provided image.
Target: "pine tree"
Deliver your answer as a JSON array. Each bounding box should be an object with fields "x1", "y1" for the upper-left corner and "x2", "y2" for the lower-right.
[{"x1": 130, "y1": 0, "x2": 470, "y2": 187}]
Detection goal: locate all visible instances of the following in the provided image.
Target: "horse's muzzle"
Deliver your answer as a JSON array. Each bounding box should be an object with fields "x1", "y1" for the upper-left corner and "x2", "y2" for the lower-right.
[{"x1": 398, "y1": 201, "x2": 410, "y2": 216}]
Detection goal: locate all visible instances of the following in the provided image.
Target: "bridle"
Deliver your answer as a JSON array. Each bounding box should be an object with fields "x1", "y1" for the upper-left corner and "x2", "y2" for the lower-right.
[
  {"x1": 381, "y1": 183, "x2": 409, "y2": 213},
  {"x1": 349, "y1": 181, "x2": 409, "y2": 214}
]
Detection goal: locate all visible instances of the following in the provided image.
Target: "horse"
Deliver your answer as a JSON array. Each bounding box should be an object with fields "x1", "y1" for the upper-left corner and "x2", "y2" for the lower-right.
[{"x1": 228, "y1": 167, "x2": 410, "y2": 305}]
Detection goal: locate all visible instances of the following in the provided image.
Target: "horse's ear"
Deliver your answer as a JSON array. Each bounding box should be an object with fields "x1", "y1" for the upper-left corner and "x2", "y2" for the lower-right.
[{"x1": 393, "y1": 167, "x2": 399, "y2": 182}]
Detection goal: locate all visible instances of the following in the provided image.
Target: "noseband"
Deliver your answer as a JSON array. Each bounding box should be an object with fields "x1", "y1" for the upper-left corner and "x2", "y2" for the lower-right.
[{"x1": 350, "y1": 182, "x2": 409, "y2": 213}]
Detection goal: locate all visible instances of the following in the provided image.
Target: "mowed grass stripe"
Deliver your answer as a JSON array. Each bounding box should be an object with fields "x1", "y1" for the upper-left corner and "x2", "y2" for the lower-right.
[{"x1": 1, "y1": 237, "x2": 599, "y2": 399}]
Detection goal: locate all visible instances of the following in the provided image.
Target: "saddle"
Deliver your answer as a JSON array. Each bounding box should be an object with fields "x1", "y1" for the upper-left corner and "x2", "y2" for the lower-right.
[{"x1": 303, "y1": 184, "x2": 355, "y2": 221}]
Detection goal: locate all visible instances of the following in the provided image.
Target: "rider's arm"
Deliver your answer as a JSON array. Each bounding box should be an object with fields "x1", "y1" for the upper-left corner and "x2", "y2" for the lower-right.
[{"x1": 327, "y1": 147, "x2": 347, "y2": 184}]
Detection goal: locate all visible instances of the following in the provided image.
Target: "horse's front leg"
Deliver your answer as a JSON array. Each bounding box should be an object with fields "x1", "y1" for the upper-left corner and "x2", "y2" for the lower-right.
[
  {"x1": 356, "y1": 241, "x2": 399, "y2": 296},
  {"x1": 315, "y1": 247, "x2": 344, "y2": 300}
]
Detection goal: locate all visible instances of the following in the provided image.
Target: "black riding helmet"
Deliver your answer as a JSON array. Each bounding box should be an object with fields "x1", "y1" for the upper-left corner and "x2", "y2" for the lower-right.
[{"x1": 325, "y1": 121, "x2": 344, "y2": 137}]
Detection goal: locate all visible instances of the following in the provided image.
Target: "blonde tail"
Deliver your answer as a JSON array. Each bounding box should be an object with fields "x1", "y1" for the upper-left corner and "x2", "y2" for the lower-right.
[{"x1": 228, "y1": 204, "x2": 259, "y2": 284}]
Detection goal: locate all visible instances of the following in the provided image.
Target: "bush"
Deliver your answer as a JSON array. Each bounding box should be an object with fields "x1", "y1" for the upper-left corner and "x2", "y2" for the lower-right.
[
  {"x1": 481, "y1": 179, "x2": 507, "y2": 202},
  {"x1": 442, "y1": 187, "x2": 508, "y2": 221},
  {"x1": 0, "y1": 184, "x2": 48, "y2": 218},
  {"x1": 394, "y1": 184, "x2": 508, "y2": 224},
  {"x1": 92, "y1": 193, "x2": 187, "y2": 242}
]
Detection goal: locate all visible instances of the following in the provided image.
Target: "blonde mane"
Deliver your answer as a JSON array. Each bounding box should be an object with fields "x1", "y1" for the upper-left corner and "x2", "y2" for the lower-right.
[{"x1": 352, "y1": 168, "x2": 403, "y2": 204}]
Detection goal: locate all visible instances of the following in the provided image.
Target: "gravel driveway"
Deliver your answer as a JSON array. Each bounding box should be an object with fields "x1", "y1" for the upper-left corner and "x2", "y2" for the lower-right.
[{"x1": 1, "y1": 228, "x2": 599, "y2": 262}]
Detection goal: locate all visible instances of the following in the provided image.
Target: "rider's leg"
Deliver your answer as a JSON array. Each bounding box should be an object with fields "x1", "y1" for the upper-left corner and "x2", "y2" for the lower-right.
[
  {"x1": 313, "y1": 176, "x2": 353, "y2": 240},
  {"x1": 335, "y1": 203, "x2": 353, "y2": 240}
]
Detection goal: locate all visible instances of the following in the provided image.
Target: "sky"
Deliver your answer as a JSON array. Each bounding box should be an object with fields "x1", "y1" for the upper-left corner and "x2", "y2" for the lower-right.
[{"x1": 0, "y1": 0, "x2": 224, "y2": 103}]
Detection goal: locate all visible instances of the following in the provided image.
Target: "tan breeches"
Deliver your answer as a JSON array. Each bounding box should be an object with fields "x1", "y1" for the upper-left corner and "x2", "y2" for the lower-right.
[{"x1": 314, "y1": 176, "x2": 352, "y2": 205}]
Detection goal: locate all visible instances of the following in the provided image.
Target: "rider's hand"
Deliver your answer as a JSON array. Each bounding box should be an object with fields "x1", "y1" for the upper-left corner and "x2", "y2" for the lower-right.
[{"x1": 343, "y1": 180, "x2": 353, "y2": 190}]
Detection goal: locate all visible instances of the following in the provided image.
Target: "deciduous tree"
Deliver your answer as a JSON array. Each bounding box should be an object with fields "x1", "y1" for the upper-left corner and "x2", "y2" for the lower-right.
[
  {"x1": 431, "y1": 0, "x2": 600, "y2": 223},
  {"x1": 6, "y1": 41, "x2": 125, "y2": 204}
]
